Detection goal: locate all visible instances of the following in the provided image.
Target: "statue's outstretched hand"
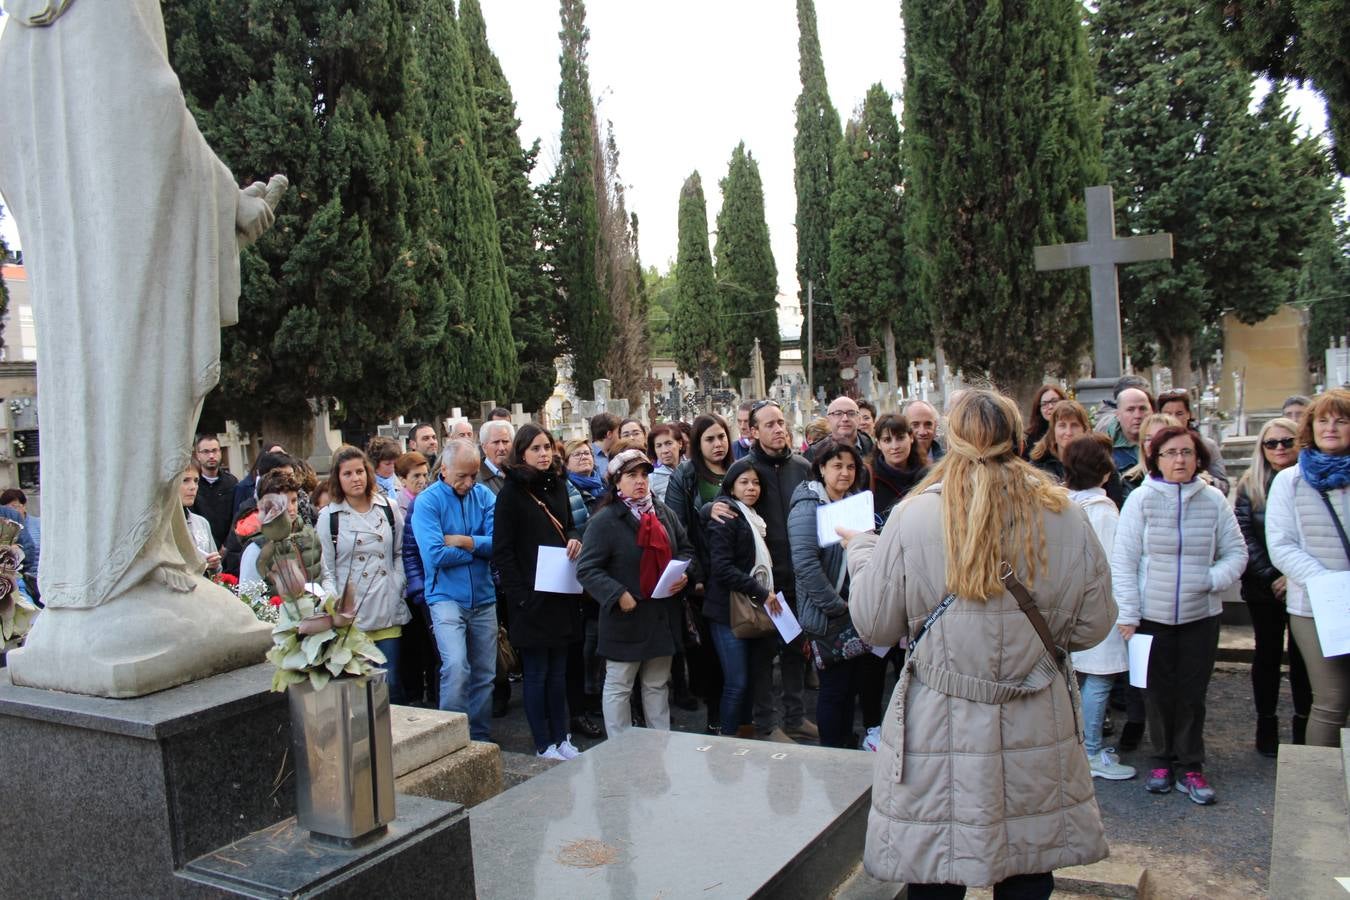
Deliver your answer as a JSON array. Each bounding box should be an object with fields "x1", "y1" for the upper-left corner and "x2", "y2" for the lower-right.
[{"x1": 236, "y1": 174, "x2": 289, "y2": 247}]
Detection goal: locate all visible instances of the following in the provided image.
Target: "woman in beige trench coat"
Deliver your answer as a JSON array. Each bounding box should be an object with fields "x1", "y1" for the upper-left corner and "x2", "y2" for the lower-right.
[{"x1": 842, "y1": 389, "x2": 1117, "y2": 900}]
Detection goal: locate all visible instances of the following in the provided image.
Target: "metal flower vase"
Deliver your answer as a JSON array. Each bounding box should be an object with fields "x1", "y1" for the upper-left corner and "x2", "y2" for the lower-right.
[{"x1": 287, "y1": 671, "x2": 396, "y2": 842}]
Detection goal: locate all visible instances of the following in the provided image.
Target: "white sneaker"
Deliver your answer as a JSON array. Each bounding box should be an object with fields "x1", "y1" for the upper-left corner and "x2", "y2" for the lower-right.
[
  {"x1": 537, "y1": 744, "x2": 567, "y2": 761},
  {"x1": 557, "y1": 739, "x2": 580, "y2": 760},
  {"x1": 861, "y1": 726, "x2": 881, "y2": 752},
  {"x1": 1089, "y1": 748, "x2": 1136, "y2": 781}
]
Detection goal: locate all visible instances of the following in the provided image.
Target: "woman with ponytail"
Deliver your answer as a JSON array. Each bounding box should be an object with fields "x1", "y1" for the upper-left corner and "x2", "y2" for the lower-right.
[{"x1": 842, "y1": 389, "x2": 1116, "y2": 898}]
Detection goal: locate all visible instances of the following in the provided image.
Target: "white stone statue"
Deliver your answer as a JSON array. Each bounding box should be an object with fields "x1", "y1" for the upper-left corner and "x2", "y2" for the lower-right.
[{"x1": 0, "y1": 0, "x2": 286, "y2": 696}]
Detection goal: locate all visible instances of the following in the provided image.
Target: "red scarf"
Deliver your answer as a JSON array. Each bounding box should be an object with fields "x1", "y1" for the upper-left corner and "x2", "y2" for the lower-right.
[{"x1": 636, "y1": 511, "x2": 672, "y2": 598}]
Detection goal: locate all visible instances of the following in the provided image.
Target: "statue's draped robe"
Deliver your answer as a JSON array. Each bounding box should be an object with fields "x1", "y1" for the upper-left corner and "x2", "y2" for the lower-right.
[{"x1": 0, "y1": 0, "x2": 240, "y2": 608}]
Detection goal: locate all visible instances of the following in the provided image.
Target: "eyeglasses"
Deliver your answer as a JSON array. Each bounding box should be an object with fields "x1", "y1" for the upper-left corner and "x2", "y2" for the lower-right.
[
  {"x1": 1262, "y1": 437, "x2": 1295, "y2": 450},
  {"x1": 828, "y1": 410, "x2": 860, "y2": 419},
  {"x1": 1039, "y1": 398, "x2": 1062, "y2": 410},
  {"x1": 1158, "y1": 448, "x2": 1195, "y2": 459}
]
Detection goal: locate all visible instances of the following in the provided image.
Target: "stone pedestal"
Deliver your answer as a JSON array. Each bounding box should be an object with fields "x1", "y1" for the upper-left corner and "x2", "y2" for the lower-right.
[
  {"x1": 0, "y1": 663, "x2": 474, "y2": 898},
  {"x1": 1074, "y1": 376, "x2": 1119, "y2": 409}
]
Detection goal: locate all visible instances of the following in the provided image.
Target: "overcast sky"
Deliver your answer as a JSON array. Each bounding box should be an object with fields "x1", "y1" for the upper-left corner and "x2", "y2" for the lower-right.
[{"x1": 0, "y1": 3, "x2": 1338, "y2": 342}]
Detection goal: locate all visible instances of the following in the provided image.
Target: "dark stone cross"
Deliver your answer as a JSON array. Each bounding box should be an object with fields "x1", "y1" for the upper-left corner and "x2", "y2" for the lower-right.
[
  {"x1": 641, "y1": 366, "x2": 664, "y2": 427},
  {"x1": 814, "y1": 313, "x2": 875, "y2": 399},
  {"x1": 1034, "y1": 185, "x2": 1173, "y2": 388}
]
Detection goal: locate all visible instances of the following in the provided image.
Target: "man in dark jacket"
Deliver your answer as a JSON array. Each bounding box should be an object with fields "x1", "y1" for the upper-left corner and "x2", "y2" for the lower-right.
[
  {"x1": 191, "y1": 434, "x2": 238, "y2": 549},
  {"x1": 735, "y1": 401, "x2": 818, "y2": 743}
]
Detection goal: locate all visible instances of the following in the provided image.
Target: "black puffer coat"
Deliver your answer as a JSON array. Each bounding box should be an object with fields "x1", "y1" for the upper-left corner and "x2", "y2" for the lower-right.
[{"x1": 1234, "y1": 478, "x2": 1282, "y2": 605}]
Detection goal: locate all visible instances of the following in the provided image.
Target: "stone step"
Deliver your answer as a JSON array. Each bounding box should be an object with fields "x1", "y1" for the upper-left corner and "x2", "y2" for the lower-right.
[
  {"x1": 396, "y1": 740, "x2": 502, "y2": 809},
  {"x1": 1270, "y1": 742, "x2": 1350, "y2": 899},
  {"x1": 499, "y1": 748, "x2": 563, "y2": 790},
  {"x1": 389, "y1": 705, "x2": 469, "y2": 778}
]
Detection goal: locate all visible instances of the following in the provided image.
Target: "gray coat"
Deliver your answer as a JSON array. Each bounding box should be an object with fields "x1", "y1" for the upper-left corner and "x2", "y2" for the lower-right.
[
  {"x1": 577, "y1": 501, "x2": 695, "y2": 662},
  {"x1": 787, "y1": 480, "x2": 849, "y2": 636}
]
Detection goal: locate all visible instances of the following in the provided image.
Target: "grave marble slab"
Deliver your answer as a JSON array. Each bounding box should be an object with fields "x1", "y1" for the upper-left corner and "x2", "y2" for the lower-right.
[
  {"x1": 390, "y1": 705, "x2": 470, "y2": 777},
  {"x1": 179, "y1": 793, "x2": 475, "y2": 898},
  {"x1": 470, "y1": 728, "x2": 875, "y2": 899}
]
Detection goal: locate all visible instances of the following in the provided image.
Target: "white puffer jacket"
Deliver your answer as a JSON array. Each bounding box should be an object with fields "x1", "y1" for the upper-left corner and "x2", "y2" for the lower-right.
[
  {"x1": 1266, "y1": 465, "x2": 1350, "y2": 618},
  {"x1": 1111, "y1": 476, "x2": 1247, "y2": 626}
]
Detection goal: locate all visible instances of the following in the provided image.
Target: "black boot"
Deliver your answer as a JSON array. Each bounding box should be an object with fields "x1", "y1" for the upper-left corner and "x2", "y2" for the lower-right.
[
  {"x1": 1118, "y1": 720, "x2": 1145, "y2": 752},
  {"x1": 1293, "y1": 714, "x2": 1309, "y2": 746},
  {"x1": 1256, "y1": 715, "x2": 1279, "y2": 757}
]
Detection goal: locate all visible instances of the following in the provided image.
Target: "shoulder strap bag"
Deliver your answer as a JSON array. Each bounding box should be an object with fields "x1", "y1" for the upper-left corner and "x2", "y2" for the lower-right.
[{"x1": 999, "y1": 561, "x2": 1082, "y2": 741}]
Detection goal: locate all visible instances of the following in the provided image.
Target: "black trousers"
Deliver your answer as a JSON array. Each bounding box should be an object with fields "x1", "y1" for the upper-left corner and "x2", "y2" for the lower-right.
[
  {"x1": 1248, "y1": 601, "x2": 1311, "y2": 720},
  {"x1": 907, "y1": 872, "x2": 1053, "y2": 900},
  {"x1": 1140, "y1": 614, "x2": 1221, "y2": 774}
]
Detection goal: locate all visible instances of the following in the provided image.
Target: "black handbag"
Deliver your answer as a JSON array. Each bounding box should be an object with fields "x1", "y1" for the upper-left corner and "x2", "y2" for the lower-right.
[{"x1": 805, "y1": 614, "x2": 871, "y2": 671}]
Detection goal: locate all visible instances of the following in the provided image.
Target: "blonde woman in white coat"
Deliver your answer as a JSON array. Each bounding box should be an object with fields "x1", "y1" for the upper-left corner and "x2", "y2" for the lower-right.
[
  {"x1": 318, "y1": 445, "x2": 411, "y2": 702},
  {"x1": 1062, "y1": 434, "x2": 1134, "y2": 781},
  {"x1": 1112, "y1": 425, "x2": 1246, "y2": 805}
]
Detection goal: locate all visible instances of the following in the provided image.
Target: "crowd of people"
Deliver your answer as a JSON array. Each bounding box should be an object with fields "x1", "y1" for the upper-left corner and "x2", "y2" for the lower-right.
[{"x1": 171, "y1": 381, "x2": 1350, "y2": 895}]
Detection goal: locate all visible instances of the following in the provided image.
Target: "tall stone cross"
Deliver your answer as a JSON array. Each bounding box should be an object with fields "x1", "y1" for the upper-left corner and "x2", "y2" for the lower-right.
[
  {"x1": 641, "y1": 366, "x2": 664, "y2": 427},
  {"x1": 1034, "y1": 185, "x2": 1173, "y2": 385}
]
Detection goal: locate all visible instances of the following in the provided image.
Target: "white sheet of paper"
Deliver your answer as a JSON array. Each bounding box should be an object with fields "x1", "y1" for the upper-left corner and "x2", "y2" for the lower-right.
[
  {"x1": 650, "y1": 558, "x2": 692, "y2": 599},
  {"x1": 1127, "y1": 633, "x2": 1153, "y2": 689},
  {"x1": 816, "y1": 490, "x2": 875, "y2": 546},
  {"x1": 534, "y1": 545, "x2": 584, "y2": 595},
  {"x1": 870, "y1": 642, "x2": 891, "y2": 658},
  {"x1": 1309, "y1": 571, "x2": 1350, "y2": 658},
  {"x1": 766, "y1": 591, "x2": 803, "y2": 643}
]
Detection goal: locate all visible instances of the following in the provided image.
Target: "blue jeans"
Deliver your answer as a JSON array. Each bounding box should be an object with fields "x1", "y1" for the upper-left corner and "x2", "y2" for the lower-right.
[
  {"x1": 521, "y1": 645, "x2": 569, "y2": 753},
  {"x1": 428, "y1": 601, "x2": 499, "y2": 741},
  {"x1": 708, "y1": 622, "x2": 751, "y2": 732},
  {"x1": 1079, "y1": 672, "x2": 1115, "y2": 756},
  {"x1": 375, "y1": 636, "x2": 403, "y2": 705}
]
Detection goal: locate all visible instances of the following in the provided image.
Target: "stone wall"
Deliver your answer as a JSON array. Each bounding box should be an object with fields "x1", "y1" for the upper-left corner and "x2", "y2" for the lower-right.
[{"x1": 1221, "y1": 304, "x2": 1309, "y2": 411}]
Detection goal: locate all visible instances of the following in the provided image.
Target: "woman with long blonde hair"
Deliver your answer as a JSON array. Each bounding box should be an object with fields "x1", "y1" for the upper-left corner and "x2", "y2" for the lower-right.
[{"x1": 842, "y1": 389, "x2": 1116, "y2": 897}]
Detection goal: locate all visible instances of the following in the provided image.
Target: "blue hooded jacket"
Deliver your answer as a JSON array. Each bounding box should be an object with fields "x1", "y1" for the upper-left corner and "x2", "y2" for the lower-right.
[{"x1": 412, "y1": 478, "x2": 496, "y2": 608}]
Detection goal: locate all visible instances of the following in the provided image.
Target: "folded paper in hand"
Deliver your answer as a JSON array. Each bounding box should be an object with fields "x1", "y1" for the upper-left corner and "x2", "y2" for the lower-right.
[
  {"x1": 650, "y1": 559, "x2": 692, "y2": 599},
  {"x1": 816, "y1": 491, "x2": 875, "y2": 546}
]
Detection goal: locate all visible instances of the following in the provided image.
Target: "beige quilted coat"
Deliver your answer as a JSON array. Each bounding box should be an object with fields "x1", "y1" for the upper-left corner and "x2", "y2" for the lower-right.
[{"x1": 846, "y1": 485, "x2": 1116, "y2": 887}]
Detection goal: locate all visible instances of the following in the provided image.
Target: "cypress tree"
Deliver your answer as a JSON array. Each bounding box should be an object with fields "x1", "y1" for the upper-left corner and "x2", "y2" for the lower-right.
[
  {"x1": 556, "y1": 0, "x2": 610, "y2": 400},
  {"x1": 794, "y1": 0, "x2": 842, "y2": 392},
  {"x1": 1299, "y1": 201, "x2": 1350, "y2": 375},
  {"x1": 1094, "y1": 0, "x2": 1337, "y2": 384},
  {"x1": 1212, "y1": 1, "x2": 1350, "y2": 173},
  {"x1": 903, "y1": 0, "x2": 1103, "y2": 399},
  {"x1": 461, "y1": 0, "x2": 559, "y2": 412},
  {"x1": 164, "y1": 0, "x2": 455, "y2": 432},
  {"x1": 596, "y1": 121, "x2": 647, "y2": 406},
  {"x1": 414, "y1": 1, "x2": 518, "y2": 410},
  {"x1": 829, "y1": 84, "x2": 926, "y2": 387},
  {"x1": 672, "y1": 173, "x2": 723, "y2": 382},
  {"x1": 716, "y1": 142, "x2": 781, "y2": 385}
]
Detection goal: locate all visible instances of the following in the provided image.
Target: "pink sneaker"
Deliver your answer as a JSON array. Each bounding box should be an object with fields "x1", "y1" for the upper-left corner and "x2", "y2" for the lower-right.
[
  {"x1": 1177, "y1": 771, "x2": 1215, "y2": 805},
  {"x1": 1144, "y1": 768, "x2": 1172, "y2": 793}
]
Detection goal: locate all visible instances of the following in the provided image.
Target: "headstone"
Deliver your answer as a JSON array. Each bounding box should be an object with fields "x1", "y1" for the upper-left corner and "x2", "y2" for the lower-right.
[
  {"x1": 510, "y1": 403, "x2": 530, "y2": 427},
  {"x1": 750, "y1": 337, "x2": 768, "y2": 400},
  {"x1": 469, "y1": 729, "x2": 874, "y2": 899},
  {"x1": 857, "y1": 355, "x2": 875, "y2": 403},
  {"x1": 306, "y1": 398, "x2": 335, "y2": 475},
  {"x1": 593, "y1": 379, "x2": 612, "y2": 404},
  {"x1": 1034, "y1": 185, "x2": 1174, "y2": 406},
  {"x1": 479, "y1": 400, "x2": 498, "y2": 422},
  {"x1": 1329, "y1": 339, "x2": 1350, "y2": 389}
]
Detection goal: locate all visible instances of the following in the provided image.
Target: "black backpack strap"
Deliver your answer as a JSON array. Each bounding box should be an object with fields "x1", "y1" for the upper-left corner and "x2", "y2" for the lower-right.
[
  {"x1": 381, "y1": 498, "x2": 395, "y2": 533},
  {"x1": 1318, "y1": 490, "x2": 1350, "y2": 563},
  {"x1": 329, "y1": 508, "x2": 340, "y2": 556}
]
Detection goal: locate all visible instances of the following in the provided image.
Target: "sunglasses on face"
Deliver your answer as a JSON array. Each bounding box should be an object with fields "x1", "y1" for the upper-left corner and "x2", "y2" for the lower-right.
[{"x1": 1262, "y1": 437, "x2": 1295, "y2": 450}]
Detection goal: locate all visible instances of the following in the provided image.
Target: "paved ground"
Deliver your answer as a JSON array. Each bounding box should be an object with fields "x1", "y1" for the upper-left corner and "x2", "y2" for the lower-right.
[{"x1": 464, "y1": 654, "x2": 1291, "y2": 898}]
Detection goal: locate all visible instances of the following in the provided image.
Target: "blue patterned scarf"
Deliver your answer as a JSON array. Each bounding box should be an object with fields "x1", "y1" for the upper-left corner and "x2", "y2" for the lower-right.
[{"x1": 1301, "y1": 448, "x2": 1350, "y2": 492}]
